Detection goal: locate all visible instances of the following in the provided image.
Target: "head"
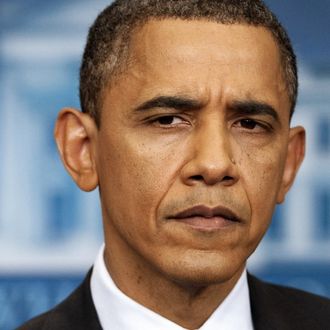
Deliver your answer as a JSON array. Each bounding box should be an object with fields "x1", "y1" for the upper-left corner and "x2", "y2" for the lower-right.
[{"x1": 55, "y1": 0, "x2": 305, "y2": 291}]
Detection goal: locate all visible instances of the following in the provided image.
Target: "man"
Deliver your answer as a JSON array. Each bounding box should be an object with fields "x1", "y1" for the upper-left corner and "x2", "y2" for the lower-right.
[{"x1": 18, "y1": 0, "x2": 330, "y2": 329}]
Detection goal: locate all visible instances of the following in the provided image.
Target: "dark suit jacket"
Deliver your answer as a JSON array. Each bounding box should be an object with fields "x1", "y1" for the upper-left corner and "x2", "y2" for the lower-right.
[{"x1": 17, "y1": 270, "x2": 330, "y2": 330}]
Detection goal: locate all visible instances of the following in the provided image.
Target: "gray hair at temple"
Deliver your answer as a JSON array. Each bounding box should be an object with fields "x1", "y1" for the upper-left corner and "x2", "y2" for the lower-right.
[{"x1": 80, "y1": 0, "x2": 297, "y2": 127}]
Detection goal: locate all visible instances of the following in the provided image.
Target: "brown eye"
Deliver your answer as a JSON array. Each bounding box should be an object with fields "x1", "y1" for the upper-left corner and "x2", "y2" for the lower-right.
[
  {"x1": 239, "y1": 119, "x2": 257, "y2": 129},
  {"x1": 155, "y1": 116, "x2": 185, "y2": 126},
  {"x1": 158, "y1": 116, "x2": 176, "y2": 125}
]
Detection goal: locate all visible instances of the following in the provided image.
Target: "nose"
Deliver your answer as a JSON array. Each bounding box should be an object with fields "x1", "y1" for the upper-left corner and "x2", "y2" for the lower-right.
[{"x1": 181, "y1": 121, "x2": 238, "y2": 186}]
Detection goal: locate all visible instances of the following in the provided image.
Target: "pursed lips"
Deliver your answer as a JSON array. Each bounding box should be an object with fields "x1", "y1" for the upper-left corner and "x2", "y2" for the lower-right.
[{"x1": 167, "y1": 205, "x2": 242, "y2": 231}]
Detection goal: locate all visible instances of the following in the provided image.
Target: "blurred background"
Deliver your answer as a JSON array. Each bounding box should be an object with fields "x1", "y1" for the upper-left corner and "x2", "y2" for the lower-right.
[{"x1": 0, "y1": 0, "x2": 329, "y2": 329}]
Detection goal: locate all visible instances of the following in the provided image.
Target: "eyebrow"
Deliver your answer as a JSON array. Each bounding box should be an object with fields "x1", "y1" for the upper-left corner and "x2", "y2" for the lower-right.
[
  {"x1": 229, "y1": 100, "x2": 279, "y2": 122},
  {"x1": 134, "y1": 95, "x2": 203, "y2": 112},
  {"x1": 134, "y1": 96, "x2": 280, "y2": 122}
]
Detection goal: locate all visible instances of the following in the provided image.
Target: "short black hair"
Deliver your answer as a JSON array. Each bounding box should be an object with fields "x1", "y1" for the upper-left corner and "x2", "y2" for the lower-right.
[{"x1": 80, "y1": 0, "x2": 297, "y2": 127}]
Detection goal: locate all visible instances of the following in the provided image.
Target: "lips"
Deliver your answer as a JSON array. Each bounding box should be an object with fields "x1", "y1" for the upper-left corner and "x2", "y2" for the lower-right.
[{"x1": 167, "y1": 205, "x2": 242, "y2": 231}]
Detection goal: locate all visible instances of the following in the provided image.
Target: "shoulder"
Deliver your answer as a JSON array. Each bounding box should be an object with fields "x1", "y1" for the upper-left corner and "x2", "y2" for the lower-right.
[
  {"x1": 248, "y1": 273, "x2": 330, "y2": 329},
  {"x1": 16, "y1": 309, "x2": 55, "y2": 330},
  {"x1": 16, "y1": 270, "x2": 102, "y2": 330},
  {"x1": 248, "y1": 273, "x2": 330, "y2": 307}
]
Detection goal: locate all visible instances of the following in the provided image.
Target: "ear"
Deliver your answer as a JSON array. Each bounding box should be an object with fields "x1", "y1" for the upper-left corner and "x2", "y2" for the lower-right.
[
  {"x1": 54, "y1": 108, "x2": 99, "y2": 192},
  {"x1": 276, "y1": 126, "x2": 305, "y2": 204}
]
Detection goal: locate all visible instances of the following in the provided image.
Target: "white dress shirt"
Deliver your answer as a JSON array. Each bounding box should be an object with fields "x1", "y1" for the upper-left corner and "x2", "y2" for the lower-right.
[{"x1": 91, "y1": 245, "x2": 254, "y2": 330}]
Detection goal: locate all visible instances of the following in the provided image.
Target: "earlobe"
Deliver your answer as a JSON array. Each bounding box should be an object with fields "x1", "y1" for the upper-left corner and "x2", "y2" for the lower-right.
[
  {"x1": 277, "y1": 126, "x2": 306, "y2": 204},
  {"x1": 54, "y1": 108, "x2": 99, "y2": 192}
]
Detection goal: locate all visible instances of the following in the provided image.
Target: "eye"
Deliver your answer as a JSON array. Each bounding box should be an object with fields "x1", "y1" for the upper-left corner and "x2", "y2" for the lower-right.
[
  {"x1": 154, "y1": 115, "x2": 185, "y2": 126},
  {"x1": 234, "y1": 118, "x2": 271, "y2": 132},
  {"x1": 239, "y1": 119, "x2": 258, "y2": 130}
]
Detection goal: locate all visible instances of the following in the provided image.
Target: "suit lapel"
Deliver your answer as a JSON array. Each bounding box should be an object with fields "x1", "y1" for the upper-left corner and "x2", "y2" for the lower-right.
[
  {"x1": 43, "y1": 269, "x2": 102, "y2": 330},
  {"x1": 248, "y1": 273, "x2": 323, "y2": 330}
]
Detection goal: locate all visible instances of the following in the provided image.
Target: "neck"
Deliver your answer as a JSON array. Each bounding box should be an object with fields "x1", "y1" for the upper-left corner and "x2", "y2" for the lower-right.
[{"x1": 103, "y1": 236, "x2": 245, "y2": 329}]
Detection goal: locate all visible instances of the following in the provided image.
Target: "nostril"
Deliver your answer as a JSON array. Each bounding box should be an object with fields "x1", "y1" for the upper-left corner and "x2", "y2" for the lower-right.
[
  {"x1": 189, "y1": 175, "x2": 234, "y2": 183},
  {"x1": 190, "y1": 175, "x2": 204, "y2": 181}
]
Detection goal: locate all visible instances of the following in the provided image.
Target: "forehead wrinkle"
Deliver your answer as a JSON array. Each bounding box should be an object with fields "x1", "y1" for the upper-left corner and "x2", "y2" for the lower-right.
[
  {"x1": 108, "y1": 19, "x2": 289, "y2": 119},
  {"x1": 132, "y1": 22, "x2": 281, "y2": 85}
]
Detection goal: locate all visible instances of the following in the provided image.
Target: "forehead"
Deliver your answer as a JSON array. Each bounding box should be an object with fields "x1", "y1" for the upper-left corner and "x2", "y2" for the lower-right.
[
  {"x1": 105, "y1": 19, "x2": 289, "y2": 118},
  {"x1": 133, "y1": 18, "x2": 277, "y2": 53},
  {"x1": 128, "y1": 19, "x2": 282, "y2": 70}
]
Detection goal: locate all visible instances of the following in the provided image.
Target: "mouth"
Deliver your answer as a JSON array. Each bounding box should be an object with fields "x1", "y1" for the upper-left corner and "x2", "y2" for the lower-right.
[{"x1": 167, "y1": 205, "x2": 242, "y2": 231}]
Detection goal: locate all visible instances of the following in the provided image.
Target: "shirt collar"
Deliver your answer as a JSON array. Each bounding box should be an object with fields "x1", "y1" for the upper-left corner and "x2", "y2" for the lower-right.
[{"x1": 91, "y1": 245, "x2": 254, "y2": 330}]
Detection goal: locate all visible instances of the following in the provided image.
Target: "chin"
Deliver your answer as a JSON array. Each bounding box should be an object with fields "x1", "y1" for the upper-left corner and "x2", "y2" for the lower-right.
[{"x1": 160, "y1": 250, "x2": 245, "y2": 287}]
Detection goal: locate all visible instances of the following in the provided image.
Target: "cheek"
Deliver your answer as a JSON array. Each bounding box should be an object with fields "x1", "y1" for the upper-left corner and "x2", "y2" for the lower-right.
[
  {"x1": 97, "y1": 133, "x2": 182, "y2": 230},
  {"x1": 237, "y1": 143, "x2": 287, "y2": 236}
]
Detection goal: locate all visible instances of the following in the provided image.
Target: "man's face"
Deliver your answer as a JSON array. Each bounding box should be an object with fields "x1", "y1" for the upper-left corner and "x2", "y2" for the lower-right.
[{"x1": 95, "y1": 20, "x2": 299, "y2": 285}]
